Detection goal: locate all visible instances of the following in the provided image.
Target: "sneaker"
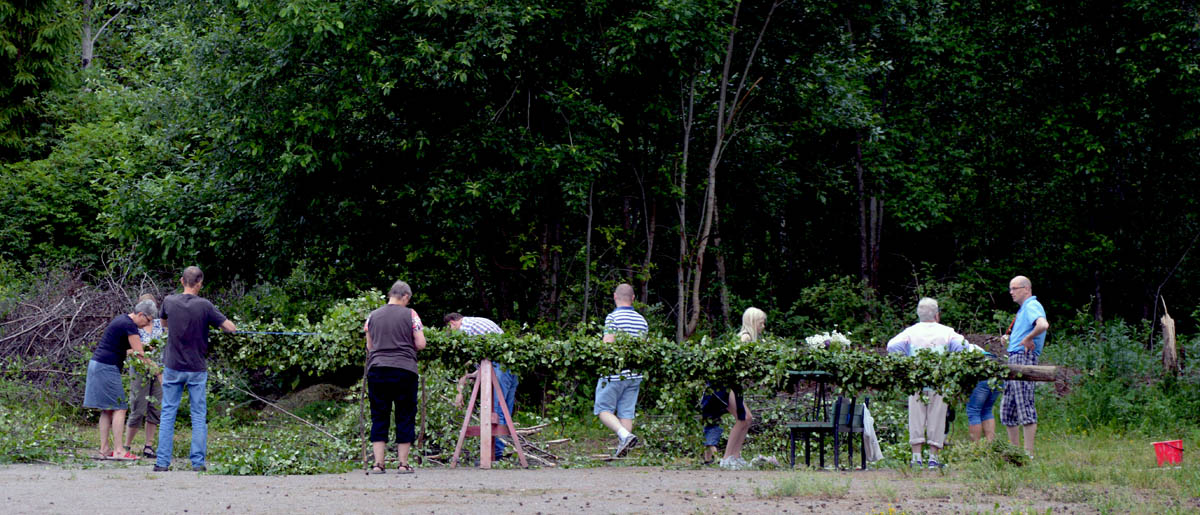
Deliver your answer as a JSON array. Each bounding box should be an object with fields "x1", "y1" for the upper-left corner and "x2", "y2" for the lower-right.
[
  {"x1": 614, "y1": 434, "x2": 638, "y2": 457},
  {"x1": 927, "y1": 458, "x2": 942, "y2": 469},
  {"x1": 192, "y1": 465, "x2": 207, "y2": 472},
  {"x1": 719, "y1": 456, "x2": 750, "y2": 470},
  {"x1": 153, "y1": 465, "x2": 169, "y2": 472},
  {"x1": 910, "y1": 459, "x2": 924, "y2": 468}
]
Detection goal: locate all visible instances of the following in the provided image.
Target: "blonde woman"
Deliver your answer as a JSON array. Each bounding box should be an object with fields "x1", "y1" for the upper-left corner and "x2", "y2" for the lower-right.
[{"x1": 700, "y1": 307, "x2": 764, "y2": 469}]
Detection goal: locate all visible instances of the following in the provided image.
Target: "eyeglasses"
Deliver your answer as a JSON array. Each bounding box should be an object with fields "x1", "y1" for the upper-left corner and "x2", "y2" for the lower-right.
[{"x1": 1008, "y1": 286, "x2": 1028, "y2": 291}]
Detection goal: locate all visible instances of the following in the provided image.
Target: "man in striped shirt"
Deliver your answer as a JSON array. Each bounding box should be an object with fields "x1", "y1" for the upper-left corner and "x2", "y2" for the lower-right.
[
  {"x1": 446, "y1": 313, "x2": 518, "y2": 461},
  {"x1": 595, "y1": 284, "x2": 649, "y2": 457}
]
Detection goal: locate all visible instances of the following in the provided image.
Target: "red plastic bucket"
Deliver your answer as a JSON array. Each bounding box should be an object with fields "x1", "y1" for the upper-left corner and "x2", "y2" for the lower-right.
[{"x1": 1152, "y1": 439, "x2": 1183, "y2": 466}]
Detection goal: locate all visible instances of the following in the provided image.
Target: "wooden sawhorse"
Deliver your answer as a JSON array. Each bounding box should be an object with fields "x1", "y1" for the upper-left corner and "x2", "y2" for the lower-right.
[{"x1": 450, "y1": 359, "x2": 528, "y2": 468}]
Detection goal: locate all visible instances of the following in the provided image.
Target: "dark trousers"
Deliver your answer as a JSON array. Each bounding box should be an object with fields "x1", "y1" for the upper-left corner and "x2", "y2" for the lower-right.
[{"x1": 368, "y1": 367, "x2": 418, "y2": 444}]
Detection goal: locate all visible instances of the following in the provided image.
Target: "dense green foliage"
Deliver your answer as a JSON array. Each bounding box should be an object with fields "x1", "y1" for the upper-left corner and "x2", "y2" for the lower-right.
[
  {"x1": 0, "y1": 0, "x2": 75, "y2": 157},
  {"x1": 1, "y1": 0, "x2": 1199, "y2": 332}
]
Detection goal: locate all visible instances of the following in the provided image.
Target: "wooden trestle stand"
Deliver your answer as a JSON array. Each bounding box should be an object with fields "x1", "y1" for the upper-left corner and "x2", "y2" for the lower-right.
[{"x1": 450, "y1": 359, "x2": 528, "y2": 468}]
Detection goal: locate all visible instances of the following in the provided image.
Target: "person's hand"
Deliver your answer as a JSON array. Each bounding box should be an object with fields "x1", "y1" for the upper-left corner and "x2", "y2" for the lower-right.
[
  {"x1": 1000, "y1": 334, "x2": 1009, "y2": 345},
  {"x1": 1021, "y1": 337, "x2": 1035, "y2": 351},
  {"x1": 453, "y1": 393, "x2": 464, "y2": 409}
]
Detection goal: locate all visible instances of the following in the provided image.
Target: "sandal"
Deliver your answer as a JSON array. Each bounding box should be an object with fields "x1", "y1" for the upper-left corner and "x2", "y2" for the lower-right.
[
  {"x1": 142, "y1": 445, "x2": 157, "y2": 458},
  {"x1": 369, "y1": 463, "x2": 386, "y2": 474},
  {"x1": 110, "y1": 450, "x2": 139, "y2": 461},
  {"x1": 396, "y1": 463, "x2": 415, "y2": 474}
]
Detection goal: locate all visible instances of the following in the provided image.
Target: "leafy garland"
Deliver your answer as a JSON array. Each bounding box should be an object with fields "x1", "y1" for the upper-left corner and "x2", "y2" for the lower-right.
[{"x1": 217, "y1": 290, "x2": 1009, "y2": 399}]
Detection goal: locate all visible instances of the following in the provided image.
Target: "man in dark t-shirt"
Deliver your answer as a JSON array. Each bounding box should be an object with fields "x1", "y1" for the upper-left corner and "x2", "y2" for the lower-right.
[{"x1": 154, "y1": 266, "x2": 237, "y2": 472}]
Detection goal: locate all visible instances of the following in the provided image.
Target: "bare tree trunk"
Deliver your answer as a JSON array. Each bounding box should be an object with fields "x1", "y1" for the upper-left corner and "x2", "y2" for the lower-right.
[
  {"x1": 80, "y1": 0, "x2": 124, "y2": 69},
  {"x1": 638, "y1": 185, "x2": 656, "y2": 306},
  {"x1": 583, "y1": 182, "x2": 594, "y2": 325},
  {"x1": 1161, "y1": 299, "x2": 1179, "y2": 376},
  {"x1": 714, "y1": 202, "x2": 731, "y2": 328},
  {"x1": 81, "y1": 0, "x2": 94, "y2": 68},
  {"x1": 684, "y1": 0, "x2": 781, "y2": 338},
  {"x1": 854, "y1": 133, "x2": 882, "y2": 292},
  {"x1": 676, "y1": 76, "x2": 697, "y2": 343}
]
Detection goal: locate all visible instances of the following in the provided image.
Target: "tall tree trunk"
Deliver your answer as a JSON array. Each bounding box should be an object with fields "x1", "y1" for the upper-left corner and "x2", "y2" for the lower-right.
[
  {"x1": 80, "y1": 0, "x2": 124, "y2": 69},
  {"x1": 583, "y1": 182, "x2": 594, "y2": 325},
  {"x1": 676, "y1": 76, "x2": 697, "y2": 343},
  {"x1": 683, "y1": 0, "x2": 781, "y2": 338},
  {"x1": 854, "y1": 133, "x2": 882, "y2": 292},
  {"x1": 714, "y1": 202, "x2": 731, "y2": 328},
  {"x1": 639, "y1": 193, "x2": 656, "y2": 306},
  {"x1": 81, "y1": 0, "x2": 94, "y2": 68}
]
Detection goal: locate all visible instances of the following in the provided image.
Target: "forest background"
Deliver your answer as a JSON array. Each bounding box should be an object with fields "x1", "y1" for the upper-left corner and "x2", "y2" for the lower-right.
[{"x1": 2, "y1": 0, "x2": 1200, "y2": 484}]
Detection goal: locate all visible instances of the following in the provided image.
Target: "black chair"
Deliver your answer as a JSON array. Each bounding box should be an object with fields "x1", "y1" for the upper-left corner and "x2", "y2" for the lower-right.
[
  {"x1": 784, "y1": 370, "x2": 836, "y2": 469},
  {"x1": 835, "y1": 397, "x2": 870, "y2": 470}
]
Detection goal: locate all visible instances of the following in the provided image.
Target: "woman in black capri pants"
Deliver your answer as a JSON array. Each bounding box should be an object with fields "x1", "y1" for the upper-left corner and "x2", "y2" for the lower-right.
[{"x1": 363, "y1": 280, "x2": 427, "y2": 474}]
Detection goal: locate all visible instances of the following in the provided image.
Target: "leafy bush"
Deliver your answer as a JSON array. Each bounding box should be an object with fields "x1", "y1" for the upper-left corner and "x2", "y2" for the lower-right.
[{"x1": 1040, "y1": 316, "x2": 1200, "y2": 434}]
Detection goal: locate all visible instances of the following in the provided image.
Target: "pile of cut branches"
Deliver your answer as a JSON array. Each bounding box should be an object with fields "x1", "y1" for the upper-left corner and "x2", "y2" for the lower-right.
[{"x1": 0, "y1": 262, "x2": 167, "y2": 403}]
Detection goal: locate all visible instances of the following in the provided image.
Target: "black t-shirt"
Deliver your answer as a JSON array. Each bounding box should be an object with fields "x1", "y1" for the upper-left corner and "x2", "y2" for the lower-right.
[
  {"x1": 92, "y1": 314, "x2": 140, "y2": 372},
  {"x1": 161, "y1": 293, "x2": 228, "y2": 372}
]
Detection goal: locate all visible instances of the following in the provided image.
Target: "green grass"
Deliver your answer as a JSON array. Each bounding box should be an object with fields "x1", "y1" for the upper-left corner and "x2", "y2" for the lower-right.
[
  {"x1": 942, "y1": 420, "x2": 1199, "y2": 513},
  {"x1": 755, "y1": 472, "x2": 850, "y2": 499}
]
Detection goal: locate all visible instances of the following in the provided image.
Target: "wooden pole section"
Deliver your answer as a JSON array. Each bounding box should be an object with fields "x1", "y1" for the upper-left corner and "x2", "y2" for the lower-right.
[
  {"x1": 479, "y1": 360, "x2": 494, "y2": 469},
  {"x1": 1005, "y1": 364, "x2": 1068, "y2": 382},
  {"x1": 1161, "y1": 298, "x2": 1179, "y2": 376}
]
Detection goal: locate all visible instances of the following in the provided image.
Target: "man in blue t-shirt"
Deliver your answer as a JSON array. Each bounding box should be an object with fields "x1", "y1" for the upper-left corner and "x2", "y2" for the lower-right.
[
  {"x1": 595, "y1": 284, "x2": 649, "y2": 457},
  {"x1": 155, "y1": 266, "x2": 237, "y2": 472},
  {"x1": 1000, "y1": 275, "x2": 1049, "y2": 459}
]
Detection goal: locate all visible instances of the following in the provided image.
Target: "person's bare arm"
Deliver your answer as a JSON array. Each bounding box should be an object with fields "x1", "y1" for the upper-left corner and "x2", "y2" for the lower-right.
[
  {"x1": 454, "y1": 370, "x2": 478, "y2": 408},
  {"x1": 220, "y1": 319, "x2": 237, "y2": 332},
  {"x1": 127, "y1": 334, "x2": 154, "y2": 369},
  {"x1": 413, "y1": 329, "x2": 427, "y2": 351},
  {"x1": 602, "y1": 333, "x2": 615, "y2": 343}
]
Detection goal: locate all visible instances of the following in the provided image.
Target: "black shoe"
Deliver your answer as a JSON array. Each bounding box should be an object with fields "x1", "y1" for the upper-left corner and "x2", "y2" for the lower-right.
[
  {"x1": 192, "y1": 465, "x2": 206, "y2": 472},
  {"x1": 153, "y1": 465, "x2": 169, "y2": 472}
]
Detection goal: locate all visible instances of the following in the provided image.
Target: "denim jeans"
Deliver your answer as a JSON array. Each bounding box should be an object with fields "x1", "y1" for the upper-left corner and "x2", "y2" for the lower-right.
[
  {"x1": 965, "y1": 379, "x2": 1003, "y2": 425},
  {"x1": 492, "y1": 365, "x2": 519, "y2": 459},
  {"x1": 155, "y1": 367, "x2": 208, "y2": 468}
]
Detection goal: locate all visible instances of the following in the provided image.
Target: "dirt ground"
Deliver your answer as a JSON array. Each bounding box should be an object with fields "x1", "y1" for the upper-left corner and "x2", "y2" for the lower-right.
[{"x1": 0, "y1": 462, "x2": 1101, "y2": 514}]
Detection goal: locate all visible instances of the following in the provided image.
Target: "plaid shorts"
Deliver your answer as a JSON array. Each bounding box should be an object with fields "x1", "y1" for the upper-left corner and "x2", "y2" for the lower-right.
[{"x1": 1000, "y1": 350, "x2": 1038, "y2": 426}]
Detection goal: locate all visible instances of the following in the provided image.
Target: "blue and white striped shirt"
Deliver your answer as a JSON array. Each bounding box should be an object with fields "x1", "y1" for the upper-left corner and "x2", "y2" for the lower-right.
[
  {"x1": 603, "y1": 306, "x2": 648, "y2": 337},
  {"x1": 461, "y1": 316, "x2": 503, "y2": 336},
  {"x1": 603, "y1": 306, "x2": 648, "y2": 380}
]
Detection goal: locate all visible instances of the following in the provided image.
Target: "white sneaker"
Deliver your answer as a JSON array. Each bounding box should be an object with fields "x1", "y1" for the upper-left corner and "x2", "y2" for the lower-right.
[
  {"x1": 614, "y1": 433, "x2": 638, "y2": 457},
  {"x1": 719, "y1": 456, "x2": 749, "y2": 470}
]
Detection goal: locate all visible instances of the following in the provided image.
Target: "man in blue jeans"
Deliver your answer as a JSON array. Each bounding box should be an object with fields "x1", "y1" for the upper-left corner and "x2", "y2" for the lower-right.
[
  {"x1": 447, "y1": 313, "x2": 518, "y2": 461},
  {"x1": 155, "y1": 266, "x2": 236, "y2": 472}
]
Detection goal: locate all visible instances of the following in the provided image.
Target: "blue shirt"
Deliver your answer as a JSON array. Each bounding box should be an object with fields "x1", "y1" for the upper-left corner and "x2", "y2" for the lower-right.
[
  {"x1": 1008, "y1": 296, "x2": 1047, "y2": 355},
  {"x1": 603, "y1": 306, "x2": 648, "y2": 337}
]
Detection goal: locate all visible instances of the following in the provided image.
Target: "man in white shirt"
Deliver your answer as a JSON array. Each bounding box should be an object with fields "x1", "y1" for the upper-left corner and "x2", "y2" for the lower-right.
[{"x1": 886, "y1": 297, "x2": 965, "y2": 469}]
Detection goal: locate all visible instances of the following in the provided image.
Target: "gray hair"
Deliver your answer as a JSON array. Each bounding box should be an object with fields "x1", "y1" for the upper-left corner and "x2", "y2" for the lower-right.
[
  {"x1": 133, "y1": 299, "x2": 159, "y2": 320},
  {"x1": 388, "y1": 280, "x2": 412, "y2": 300},
  {"x1": 916, "y1": 297, "x2": 939, "y2": 322}
]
